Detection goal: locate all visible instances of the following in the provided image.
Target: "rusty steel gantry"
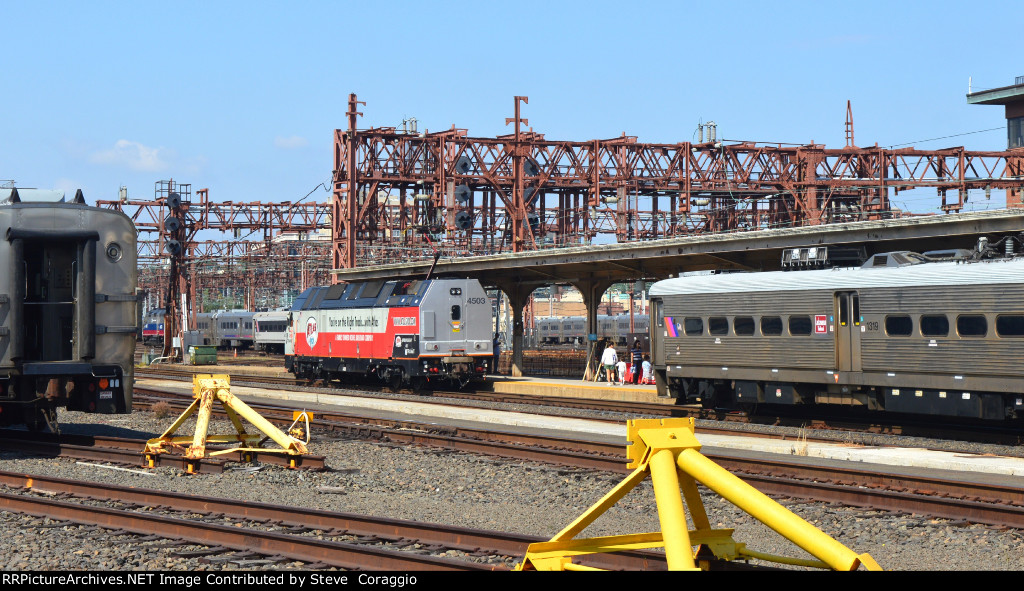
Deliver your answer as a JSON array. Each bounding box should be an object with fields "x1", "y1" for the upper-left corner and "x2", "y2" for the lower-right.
[
  {"x1": 332, "y1": 94, "x2": 1024, "y2": 272},
  {"x1": 99, "y1": 181, "x2": 332, "y2": 354}
]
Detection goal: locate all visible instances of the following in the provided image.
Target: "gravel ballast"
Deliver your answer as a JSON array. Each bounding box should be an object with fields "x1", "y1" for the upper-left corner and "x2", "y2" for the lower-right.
[{"x1": 0, "y1": 405, "x2": 1022, "y2": 572}]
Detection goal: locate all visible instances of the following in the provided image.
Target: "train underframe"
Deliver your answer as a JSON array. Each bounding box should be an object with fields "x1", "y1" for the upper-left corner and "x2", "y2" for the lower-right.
[
  {"x1": 0, "y1": 364, "x2": 131, "y2": 430},
  {"x1": 287, "y1": 354, "x2": 489, "y2": 391},
  {"x1": 659, "y1": 373, "x2": 1024, "y2": 421}
]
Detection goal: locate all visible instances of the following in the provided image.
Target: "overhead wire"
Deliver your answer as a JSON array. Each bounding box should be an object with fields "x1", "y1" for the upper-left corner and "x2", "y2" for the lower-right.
[{"x1": 888, "y1": 127, "x2": 1003, "y2": 149}]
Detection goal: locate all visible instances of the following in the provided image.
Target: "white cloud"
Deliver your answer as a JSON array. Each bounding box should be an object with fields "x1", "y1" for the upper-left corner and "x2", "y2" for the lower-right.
[
  {"x1": 274, "y1": 135, "x2": 308, "y2": 149},
  {"x1": 90, "y1": 140, "x2": 170, "y2": 172}
]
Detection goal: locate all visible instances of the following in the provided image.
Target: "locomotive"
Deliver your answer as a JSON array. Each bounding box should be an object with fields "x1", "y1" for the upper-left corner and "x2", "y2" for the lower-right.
[
  {"x1": 286, "y1": 278, "x2": 493, "y2": 389},
  {"x1": 141, "y1": 307, "x2": 165, "y2": 345},
  {"x1": 0, "y1": 188, "x2": 136, "y2": 429},
  {"x1": 648, "y1": 243, "x2": 1024, "y2": 421}
]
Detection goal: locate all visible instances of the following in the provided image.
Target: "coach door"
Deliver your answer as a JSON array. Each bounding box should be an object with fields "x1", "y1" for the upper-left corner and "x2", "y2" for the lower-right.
[
  {"x1": 11, "y1": 232, "x2": 98, "y2": 363},
  {"x1": 444, "y1": 285, "x2": 467, "y2": 352},
  {"x1": 834, "y1": 291, "x2": 862, "y2": 372}
]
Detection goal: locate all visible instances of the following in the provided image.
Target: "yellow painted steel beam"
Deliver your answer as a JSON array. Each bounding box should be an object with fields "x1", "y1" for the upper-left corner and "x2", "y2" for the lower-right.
[
  {"x1": 650, "y1": 447, "x2": 697, "y2": 570},
  {"x1": 674, "y1": 447, "x2": 880, "y2": 571},
  {"x1": 516, "y1": 417, "x2": 881, "y2": 572},
  {"x1": 143, "y1": 374, "x2": 310, "y2": 468}
]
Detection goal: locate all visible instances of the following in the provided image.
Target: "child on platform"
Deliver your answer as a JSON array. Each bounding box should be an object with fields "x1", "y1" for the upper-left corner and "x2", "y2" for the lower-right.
[{"x1": 616, "y1": 358, "x2": 627, "y2": 386}]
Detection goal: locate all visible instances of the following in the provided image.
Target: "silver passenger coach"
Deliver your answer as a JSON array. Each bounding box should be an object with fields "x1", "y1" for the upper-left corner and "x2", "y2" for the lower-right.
[
  {"x1": 649, "y1": 249, "x2": 1024, "y2": 421},
  {"x1": 0, "y1": 189, "x2": 136, "y2": 429}
]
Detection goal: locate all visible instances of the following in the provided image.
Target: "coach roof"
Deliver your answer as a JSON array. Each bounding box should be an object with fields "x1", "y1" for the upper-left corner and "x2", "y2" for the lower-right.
[{"x1": 649, "y1": 257, "x2": 1024, "y2": 296}]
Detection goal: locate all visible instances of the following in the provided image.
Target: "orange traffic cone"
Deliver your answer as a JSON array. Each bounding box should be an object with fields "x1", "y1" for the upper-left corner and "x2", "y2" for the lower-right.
[{"x1": 233, "y1": 348, "x2": 237, "y2": 358}]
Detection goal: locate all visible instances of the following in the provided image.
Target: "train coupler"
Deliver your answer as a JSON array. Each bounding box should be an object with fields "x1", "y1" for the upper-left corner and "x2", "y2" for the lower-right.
[
  {"x1": 143, "y1": 374, "x2": 313, "y2": 471},
  {"x1": 515, "y1": 417, "x2": 882, "y2": 572}
]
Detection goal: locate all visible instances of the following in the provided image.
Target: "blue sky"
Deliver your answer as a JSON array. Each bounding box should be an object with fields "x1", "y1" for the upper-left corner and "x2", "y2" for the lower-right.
[{"x1": 3, "y1": 1, "x2": 1019, "y2": 214}]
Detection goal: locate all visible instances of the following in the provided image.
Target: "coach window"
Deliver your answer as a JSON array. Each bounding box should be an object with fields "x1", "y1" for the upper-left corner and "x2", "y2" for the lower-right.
[
  {"x1": 708, "y1": 316, "x2": 729, "y2": 335},
  {"x1": 684, "y1": 317, "x2": 703, "y2": 336},
  {"x1": 789, "y1": 315, "x2": 812, "y2": 336},
  {"x1": 920, "y1": 314, "x2": 949, "y2": 337},
  {"x1": 760, "y1": 316, "x2": 783, "y2": 336},
  {"x1": 885, "y1": 315, "x2": 913, "y2": 336},
  {"x1": 996, "y1": 315, "x2": 1024, "y2": 337},
  {"x1": 733, "y1": 316, "x2": 755, "y2": 336},
  {"x1": 957, "y1": 314, "x2": 987, "y2": 337}
]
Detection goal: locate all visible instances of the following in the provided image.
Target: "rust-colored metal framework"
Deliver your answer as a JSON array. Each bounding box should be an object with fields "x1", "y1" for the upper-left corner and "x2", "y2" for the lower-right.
[
  {"x1": 99, "y1": 183, "x2": 332, "y2": 323},
  {"x1": 332, "y1": 94, "x2": 1024, "y2": 272}
]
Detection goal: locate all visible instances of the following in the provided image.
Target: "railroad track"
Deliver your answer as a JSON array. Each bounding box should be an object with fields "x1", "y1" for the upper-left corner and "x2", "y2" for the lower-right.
[
  {"x1": 0, "y1": 472, "x2": 499, "y2": 570},
  {"x1": 132, "y1": 386, "x2": 1024, "y2": 530},
  {"x1": 137, "y1": 366, "x2": 1024, "y2": 447},
  {"x1": 0, "y1": 429, "x2": 326, "y2": 474}
]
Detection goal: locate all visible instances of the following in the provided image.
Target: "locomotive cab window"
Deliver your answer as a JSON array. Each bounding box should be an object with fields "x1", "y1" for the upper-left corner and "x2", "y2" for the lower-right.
[
  {"x1": 760, "y1": 316, "x2": 783, "y2": 336},
  {"x1": 885, "y1": 315, "x2": 913, "y2": 336},
  {"x1": 733, "y1": 316, "x2": 755, "y2": 336},
  {"x1": 684, "y1": 317, "x2": 703, "y2": 336},
  {"x1": 957, "y1": 314, "x2": 987, "y2": 337},
  {"x1": 920, "y1": 314, "x2": 949, "y2": 337},
  {"x1": 708, "y1": 317, "x2": 728, "y2": 335}
]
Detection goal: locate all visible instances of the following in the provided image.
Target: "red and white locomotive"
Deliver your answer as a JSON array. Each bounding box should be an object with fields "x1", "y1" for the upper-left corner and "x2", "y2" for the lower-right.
[{"x1": 285, "y1": 278, "x2": 494, "y2": 389}]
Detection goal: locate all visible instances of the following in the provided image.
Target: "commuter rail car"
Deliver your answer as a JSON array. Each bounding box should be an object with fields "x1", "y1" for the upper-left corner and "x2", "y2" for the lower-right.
[
  {"x1": 286, "y1": 278, "x2": 493, "y2": 389},
  {"x1": 0, "y1": 189, "x2": 136, "y2": 428},
  {"x1": 253, "y1": 310, "x2": 289, "y2": 353},
  {"x1": 196, "y1": 310, "x2": 255, "y2": 348},
  {"x1": 536, "y1": 314, "x2": 650, "y2": 347},
  {"x1": 648, "y1": 248, "x2": 1024, "y2": 421},
  {"x1": 141, "y1": 308, "x2": 165, "y2": 345}
]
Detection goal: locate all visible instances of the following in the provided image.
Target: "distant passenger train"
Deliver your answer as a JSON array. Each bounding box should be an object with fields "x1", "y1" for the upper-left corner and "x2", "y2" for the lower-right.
[
  {"x1": 534, "y1": 314, "x2": 650, "y2": 347},
  {"x1": 0, "y1": 188, "x2": 136, "y2": 429},
  {"x1": 253, "y1": 310, "x2": 289, "y2": 353},
  {"x1": 649, "y1": 245, "x2": 1024, "y2": 421},
  {"x1": 286, "y1": 278, "x2": 492, "y2": 389},
  {"x1": 141, "y1": 308, "x2": 165, "y2": 345},
  {"x1": 196, "y1": 310, "x2": 255, "y2": 349}
]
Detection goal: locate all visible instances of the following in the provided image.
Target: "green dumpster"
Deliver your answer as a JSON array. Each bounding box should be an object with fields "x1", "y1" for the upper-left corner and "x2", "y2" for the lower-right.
[{"x1": 189, "y1": 345, "x2": 218, "y2": 366}]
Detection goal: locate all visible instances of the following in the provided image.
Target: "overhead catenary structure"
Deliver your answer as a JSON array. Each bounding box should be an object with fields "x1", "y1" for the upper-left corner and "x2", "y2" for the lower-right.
[
  {"x1": 99, "y1": 181, "x2": 333, "y2": 354},
  {"x1": 103, "y1": 91, "x2": 1024, "y2": 366},
  {"x1": 331, "y1": 94, "x2": 1023, "y2": 271}
]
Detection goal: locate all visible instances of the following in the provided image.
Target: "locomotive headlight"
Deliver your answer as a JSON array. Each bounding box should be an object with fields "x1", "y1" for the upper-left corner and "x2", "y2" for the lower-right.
[{"x1": 105, "y1": 242, "x2": 123, "y2": 262}]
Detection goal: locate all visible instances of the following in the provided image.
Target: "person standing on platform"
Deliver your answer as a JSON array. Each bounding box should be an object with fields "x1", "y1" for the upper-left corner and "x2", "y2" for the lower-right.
[
  {"x1": 600, "y1": 341, "x2": 618, "y2": 384},
  {"x1": 629, "y1": 339, "x2": 643, "y2": 384},
  {"x1": 642, "y1": 354, "x2": 653, "y2": 384},
  {"x1": 616, "y1": 357, "x2": 627, "y2": 386}
]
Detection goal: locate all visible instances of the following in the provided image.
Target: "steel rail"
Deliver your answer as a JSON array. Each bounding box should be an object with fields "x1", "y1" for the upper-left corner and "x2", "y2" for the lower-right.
[
  {"x1": 0, "y1": 430, "x2": 326, "y2": 472},
  {"x1": 133, "y1": 387, "x2": 1024, "y2": 528},
  {"x1": 0, "y1": 470, "x2": 662, "y2": 571},
  {"x1": 137, "y1": 367, "x2": 1024, "y2": 447},
  {"x1": 0, "y1": 489, "x2": 491, "y2": 570}
]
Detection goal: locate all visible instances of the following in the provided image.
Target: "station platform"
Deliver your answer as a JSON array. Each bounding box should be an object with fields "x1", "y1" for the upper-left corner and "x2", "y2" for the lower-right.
[{"x1": 486, "y1": 374, "x2": 667, "y2": 405}]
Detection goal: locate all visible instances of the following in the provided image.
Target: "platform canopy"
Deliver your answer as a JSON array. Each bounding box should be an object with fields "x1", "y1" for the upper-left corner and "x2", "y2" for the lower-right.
[{"x1": 333, "y1": 209, "x2": 1024, "y2": 292}]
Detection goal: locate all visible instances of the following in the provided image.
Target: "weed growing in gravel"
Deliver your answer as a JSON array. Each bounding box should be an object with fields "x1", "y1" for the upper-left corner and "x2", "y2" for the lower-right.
[
  {"x1": 792, "y1": 428, "x2": 809, "y2": 456},
  {"x1": 151, "y1": 401, "x2": 173, "y2": 419}
]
